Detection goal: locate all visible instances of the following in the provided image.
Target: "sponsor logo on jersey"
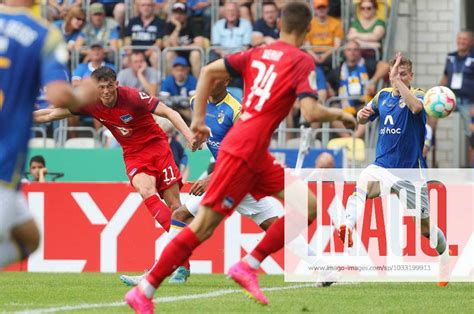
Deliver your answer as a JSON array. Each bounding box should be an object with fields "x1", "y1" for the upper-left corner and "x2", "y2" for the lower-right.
[
  {"x1": 380, "y1": 114, "x2": 401, "y2": 135},
  {"x1": 222, "y1": 196, "x2": 234, "y2": 209},
  {"x1": 217, "y1": 110, "x2": 225, "y2": 124},
  {"x1": 120, "y1": 114, "x2": 133, "y2": 123}
]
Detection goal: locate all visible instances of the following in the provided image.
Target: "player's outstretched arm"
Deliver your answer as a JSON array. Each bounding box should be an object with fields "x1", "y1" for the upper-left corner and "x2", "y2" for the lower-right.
[
  {"x1": 300, "y1": 97, "x2": 356, "y2": 129},
  {"x1": 46, "y1": 78, "x2": 98, "y2": 110},
  {"x1": 153, "y1": 102, "x2": 201, "y2": 151},
  {"x1": 33, "y1": 108, "x2": 73, "y2": 124}
]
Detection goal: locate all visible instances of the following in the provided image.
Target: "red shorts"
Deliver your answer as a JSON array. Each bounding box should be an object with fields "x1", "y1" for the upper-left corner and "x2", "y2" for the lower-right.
[
  {"x1": 201, "y1": 150, "x2": 284, "y2": 217},
  {"x1": 124, "y1": 145, "x2": 182, "y2": 198}
]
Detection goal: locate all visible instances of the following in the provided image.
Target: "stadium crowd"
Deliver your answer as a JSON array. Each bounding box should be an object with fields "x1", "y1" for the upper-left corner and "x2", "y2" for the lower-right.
[{"x1": 2, "y1": 0, "x2": 471, "y2": 168}]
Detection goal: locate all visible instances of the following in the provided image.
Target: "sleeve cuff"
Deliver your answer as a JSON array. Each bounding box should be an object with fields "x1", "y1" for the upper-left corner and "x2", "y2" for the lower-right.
[
  {"x1": 150, "y1": 100, "x2": 160, "y2": 113},
  {"x1": 297, "y1": 92, "x2": 318, "y2": 101},
  {"x1": 224, "y1": 58, "x2": 240, "y2": 78}
]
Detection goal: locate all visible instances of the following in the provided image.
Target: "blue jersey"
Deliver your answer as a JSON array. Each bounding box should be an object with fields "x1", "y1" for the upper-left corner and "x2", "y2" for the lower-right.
[
  {"x1": 72, "y1": 62, "x2": 115, "y2": 81},
  {"x1": 0, "y1": 7, "x2": 69, "y2": 189},
  {"x1": 191, "y1": 92, "x2": 241, "y2": 159},
  {"x1": 368, "y1": 87, "x2": 427, "y2": 169}
]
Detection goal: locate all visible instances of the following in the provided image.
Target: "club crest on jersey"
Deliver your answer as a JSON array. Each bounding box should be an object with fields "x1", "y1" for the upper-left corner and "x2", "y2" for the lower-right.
[
  {"x1": 399, "y1": 100, "x2": 406, "y2": 108},
  {"x1": 120, "y1": 114, "x2": 133, "y2": 123},
  {"x1": 222, "y1": 196, "x2": 234, "y2": 209},
  {"x1": 217, "y1": 110, "x2": 225, "y2": 124}
]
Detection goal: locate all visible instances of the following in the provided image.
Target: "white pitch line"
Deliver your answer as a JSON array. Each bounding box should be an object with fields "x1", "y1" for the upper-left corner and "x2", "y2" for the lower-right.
[{"x1": 13, "y1": 283, "x2": 322, "y2": 314}]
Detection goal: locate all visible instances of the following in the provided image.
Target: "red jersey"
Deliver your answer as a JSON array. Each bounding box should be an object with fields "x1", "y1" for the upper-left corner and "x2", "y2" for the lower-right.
[
  {"x1": 73, "y1": 86, "x2": 168, "y2": 155},
  {"x1": 222, "y1": 41, "x2": 318, "y2": 169}
]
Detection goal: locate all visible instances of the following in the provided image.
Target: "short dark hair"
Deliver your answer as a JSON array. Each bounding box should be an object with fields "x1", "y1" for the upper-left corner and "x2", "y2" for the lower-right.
[
  {"x1": 262, "y1": 1, "x2": 278, "y2": 9},
  {"x1": 91, "y1": 66, "x2": 117, "y2": 82},
  {"x1": 280, "y1": 2, "x2": 312, "y2": 35},
  {"x1": 30, "y1": 155, "x2": 45, "y2": 167}
]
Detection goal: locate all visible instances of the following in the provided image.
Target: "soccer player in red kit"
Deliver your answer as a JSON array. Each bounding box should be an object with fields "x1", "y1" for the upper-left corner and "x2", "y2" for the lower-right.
[
  {"x1": 34, "y1": 67, "x2": 201, "y2": 232},
  {"x1": 125, "y1": 3, "x2": 356, "y2": 312}
]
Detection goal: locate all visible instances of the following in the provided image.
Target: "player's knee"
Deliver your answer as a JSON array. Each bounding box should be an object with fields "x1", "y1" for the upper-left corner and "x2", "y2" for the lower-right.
[
  {"x1": 136, "y1": 185, "x2": 156, "y2": 199},
  {"x1": 12, "y1": 221, "x2": 40, "y2": 258}
]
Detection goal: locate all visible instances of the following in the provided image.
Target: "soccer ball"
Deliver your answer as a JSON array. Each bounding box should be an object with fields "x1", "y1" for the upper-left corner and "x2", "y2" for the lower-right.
[{"x1": 423, "y1": 86, "x2": 456, "y2": 119}]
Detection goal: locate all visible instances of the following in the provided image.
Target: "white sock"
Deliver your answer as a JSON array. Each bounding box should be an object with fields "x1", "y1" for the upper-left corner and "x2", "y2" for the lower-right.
[
  {"x1": 344, "y1": 188, "x2": 367, "y2": 229},
  {"x1": 0, "y1": 239, "x2": 21, "y2": 268},
  {"x1": 139, "y1": 279, "x2": 156, "y2": 299},
  {"x1": 244, "y1": 254, "x2": 260, "y2": 270}
]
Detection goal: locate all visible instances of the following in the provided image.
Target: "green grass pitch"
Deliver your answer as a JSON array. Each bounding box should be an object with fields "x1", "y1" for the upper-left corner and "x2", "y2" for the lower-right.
[{"x1": 0, "y1": 273, "x2": 472, "y2": 313}]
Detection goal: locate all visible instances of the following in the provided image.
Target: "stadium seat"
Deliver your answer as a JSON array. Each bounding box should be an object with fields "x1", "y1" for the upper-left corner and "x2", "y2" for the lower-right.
[
  {"x1": 64, "y1": 138, "x2": 98, "y2": 148},
  {"x1": 327, "y1": 137, "x2": 366, "y2": 161},
  {"x1": 28, "y1": 137, "x2": 55, "y2": 148}
]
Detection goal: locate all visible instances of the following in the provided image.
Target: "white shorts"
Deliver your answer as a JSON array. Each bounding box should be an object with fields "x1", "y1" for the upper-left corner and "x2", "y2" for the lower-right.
[
  {"x1": 185, "y1": 193, "x2": 283, "y2": 226},
  {"x1": 362, "y1": 164, "x2": 430, "y2": 219},
  {"x1": 0, "y1": 187, "x2": 33, "y2": 242}
]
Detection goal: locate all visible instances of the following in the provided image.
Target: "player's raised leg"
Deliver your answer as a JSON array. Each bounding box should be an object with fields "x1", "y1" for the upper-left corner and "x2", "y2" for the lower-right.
[
  {"x1": 229, "y1": 181, "x2": 318, "y2": 304},
  {"x1": 132, "y1": 173, "x2": 173, "y2": 232}
]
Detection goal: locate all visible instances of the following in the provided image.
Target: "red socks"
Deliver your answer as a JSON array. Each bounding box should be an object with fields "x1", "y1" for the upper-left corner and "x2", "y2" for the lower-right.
[
  {"x1": 146, "y1": 227, "x2": 201, "y2": 288},
  {"x1": 250, "y1": 216, "x2": 286, "y2": 262},
  {"x1": 144, "y1": 195, "x2": 172, "y2": 232}
]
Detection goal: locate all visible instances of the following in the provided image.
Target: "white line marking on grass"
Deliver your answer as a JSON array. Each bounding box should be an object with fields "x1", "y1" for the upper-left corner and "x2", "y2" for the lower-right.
[{"x1": 14, "y1": 282, "x2": 353, "y2": 314}]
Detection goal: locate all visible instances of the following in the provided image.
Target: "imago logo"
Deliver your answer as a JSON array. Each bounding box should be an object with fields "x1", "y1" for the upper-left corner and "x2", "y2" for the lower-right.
[{"x1": 283, "y1": 169, "x2": 473, "y2": 283}]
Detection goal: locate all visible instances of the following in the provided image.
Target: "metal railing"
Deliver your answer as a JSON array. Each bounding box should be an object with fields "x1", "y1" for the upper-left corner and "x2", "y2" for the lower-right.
[
  {"x1": 31, "y1": 127, "x2": 48, "y2": 148},
  {"x1": 118, "y1": 45, "x2": 161, "y2": 70},
  {"x1": 53, "y1": 126, "x2": 98, "y2": 147}
]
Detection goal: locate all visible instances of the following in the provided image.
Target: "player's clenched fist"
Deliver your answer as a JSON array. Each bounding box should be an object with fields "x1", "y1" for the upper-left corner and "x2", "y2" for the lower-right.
[{"x1": 357, "y1": 105, "x2": 375, "y2": 121}]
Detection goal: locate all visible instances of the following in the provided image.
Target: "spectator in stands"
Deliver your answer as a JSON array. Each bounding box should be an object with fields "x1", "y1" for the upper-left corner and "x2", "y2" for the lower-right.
[
  {"x1": 315, "y1": 152, "x2": 335, "y2": 168},
  {"x1": 72, "y1": 42, "x2": 115, "y2": 86},
  {"x1": 305, "y1": 0, "x2": 343, "y2": 74},
  {"x1": 82, "y1": 3, "x2": 120, "y2": 51},
  {"x1": 47, "y1": 0, "x2": 82, "y2": 21},
  {"x1": 211, "y1": 1, "x2": 252, "y2": 58},
  {"x1": 439, "y1": 29, "x2": 474, "y2": 167},
  {"x1": 160, "y1": 56, "x2": 196, "y2": 123},
  {"x1": 117, "y1": 50, "x2": 159, "y2": 96},
  {"x1": 124, "y1": 0, "x2": 165, "y2": 67},
  {"x1": 327, "y1": 40, "x2": 389, "y2": 137},
  {"x1": 93, "y1": 0, "x2": 125, "y2": 28},
  {"x1": 29, "y1": 155, "x2": 48, "y2": 183},
  {"x1": 53, "y1": 5, "x2": 86, "y2": 52},
  {"x1": 188, "y1": 0, "x2": 212, "y2": 38},
  {"x1": 238, "y1": 0, "x2": 254, "y2": 23},
  {"x1": 164, "y1": 2, "x2": 205, "y2": 78},
  {"x1": 347, "y1": 0, "x2": 385, "y2": 68},
  {"x1": 251, "y1": 1, "x2": 279, "y2": 47}
]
